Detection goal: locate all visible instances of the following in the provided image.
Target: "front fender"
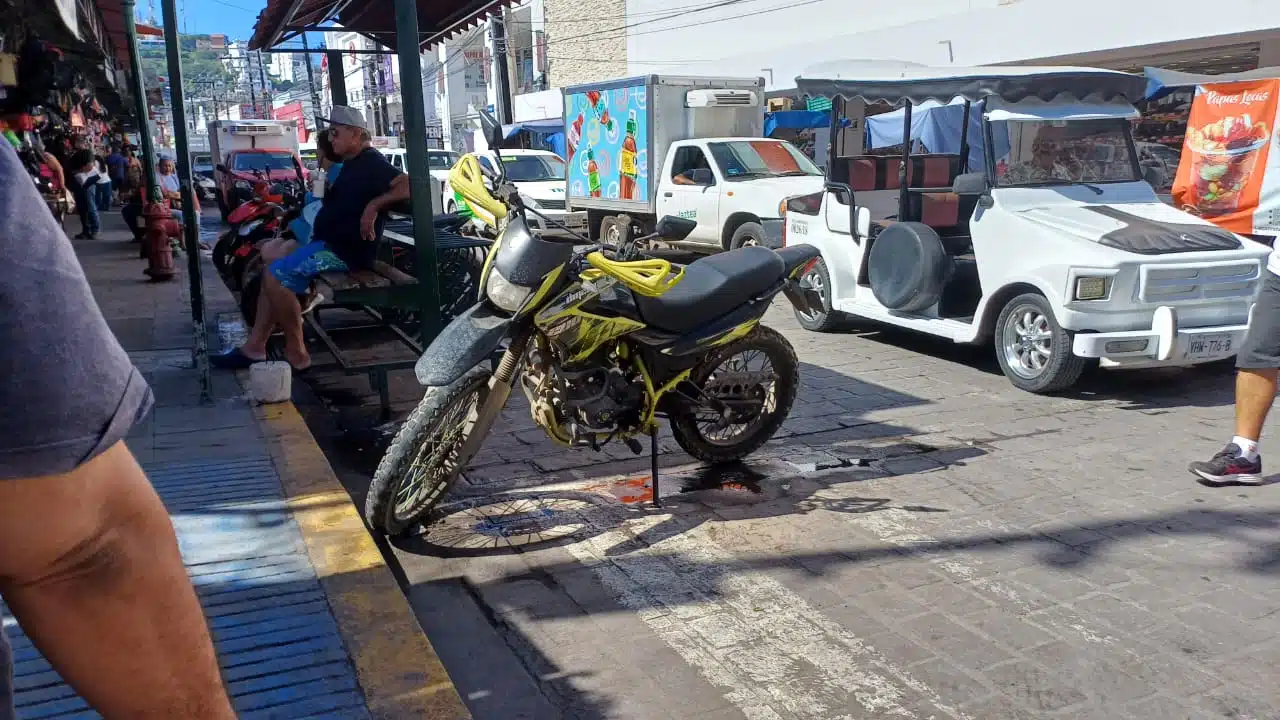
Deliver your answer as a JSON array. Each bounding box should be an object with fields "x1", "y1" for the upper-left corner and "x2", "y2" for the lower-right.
[{"x1": 415, "y1": 302, "x2": 512, "y2": 386}]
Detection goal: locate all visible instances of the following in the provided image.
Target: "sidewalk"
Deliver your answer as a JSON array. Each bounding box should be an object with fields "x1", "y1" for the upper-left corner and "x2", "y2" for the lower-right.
[{"x1": 4, "y1": 211, "x2": 468, "y2": 719}]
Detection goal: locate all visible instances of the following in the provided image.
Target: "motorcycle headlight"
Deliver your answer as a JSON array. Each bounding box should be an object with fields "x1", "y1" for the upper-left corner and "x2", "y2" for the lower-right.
[
  {"x1": 485, "y1": 266, "x2": 534, "y2": 313},
  {"x1": 233, "y1": 179, "x2": 251, "y2": 190}
]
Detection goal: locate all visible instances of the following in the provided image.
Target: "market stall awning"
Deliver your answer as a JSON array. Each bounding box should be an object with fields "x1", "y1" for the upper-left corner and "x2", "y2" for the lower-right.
[
  {"x1": 249, "y1": 0, "x2": 514, "y2": 52},
  {"x1": 764, "y1": 110, "x2": 832, "y2": 135},
  {"x1": 1144, "y1": 65, "x2": 1280, "y2": 99},
  {"x1": 502, "y1": 119, "x2": 562, "y2": 138}
]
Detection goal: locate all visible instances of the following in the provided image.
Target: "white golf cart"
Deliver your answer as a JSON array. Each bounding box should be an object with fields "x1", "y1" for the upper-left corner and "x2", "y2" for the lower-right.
[{"x1": 785, "y1": 61, "x2": 1271, "y2": 393}]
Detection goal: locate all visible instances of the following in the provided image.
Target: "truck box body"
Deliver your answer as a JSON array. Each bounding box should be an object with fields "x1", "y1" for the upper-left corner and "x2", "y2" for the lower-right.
[
  {"x1": 564, "y1": 75, "x2": 765, "y2": 214},
  {"x1": 208, "y1": 120, "x2": 299, "y2": 168}
]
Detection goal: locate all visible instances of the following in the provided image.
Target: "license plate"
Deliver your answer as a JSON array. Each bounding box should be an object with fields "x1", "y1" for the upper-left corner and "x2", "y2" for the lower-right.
[{"x1": 1184, "y1": 333, "x2": 1233, "y2": 360}]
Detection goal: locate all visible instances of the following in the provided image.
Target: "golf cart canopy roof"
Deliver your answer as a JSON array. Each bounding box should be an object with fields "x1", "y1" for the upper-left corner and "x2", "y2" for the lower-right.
[{"x1": 796, "y1": 60, "x2": 1148, "y2": 106}]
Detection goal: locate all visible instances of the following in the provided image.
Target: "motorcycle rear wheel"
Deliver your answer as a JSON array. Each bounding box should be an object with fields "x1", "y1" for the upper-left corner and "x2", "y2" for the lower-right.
[
  {"x1": 670, "y1": 325, "x2": 799, "y2": 463},
  {"x1": 365, "y1": 365, "x2": 492, "y2": 537}
]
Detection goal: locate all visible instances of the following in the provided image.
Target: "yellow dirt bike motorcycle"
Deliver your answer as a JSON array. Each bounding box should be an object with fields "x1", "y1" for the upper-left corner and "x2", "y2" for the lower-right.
[{"x1": 365, "y1": 116, "x2": 825, "y2": 537}]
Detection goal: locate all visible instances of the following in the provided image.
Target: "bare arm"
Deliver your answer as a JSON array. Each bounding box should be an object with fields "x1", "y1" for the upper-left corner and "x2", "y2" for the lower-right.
[
  {"x1": 360, "y1": 173, "x2": 411, "y2": 241},
  {"x1": 0, "y1": 441, "x2": 235, "y2": 719},
  {"x1": 43, "y1": 153, "x2": 64, "y2": 189}
]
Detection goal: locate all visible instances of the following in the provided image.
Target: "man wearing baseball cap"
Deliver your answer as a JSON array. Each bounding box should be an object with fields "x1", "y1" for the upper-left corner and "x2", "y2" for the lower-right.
[{"x1": 212, "y1": 106, "x2": 407, "y2": 371}]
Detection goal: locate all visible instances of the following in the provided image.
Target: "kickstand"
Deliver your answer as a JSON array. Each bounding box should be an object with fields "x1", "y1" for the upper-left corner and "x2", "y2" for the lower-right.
[{"x1": 649, "y1": 427, "x2": 661, "y2": 509}]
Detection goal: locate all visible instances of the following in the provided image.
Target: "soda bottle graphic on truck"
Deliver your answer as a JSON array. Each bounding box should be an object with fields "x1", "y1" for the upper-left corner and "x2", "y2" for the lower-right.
[
  {"x1": 567, "y1": 114, "x2": 584, "y2": 160},
  {"x1": 619, "y1": 110, "x2": 638, "y2": 200},
  {"x1": 585, "y1": 91, "x2": 614, "y2": 132},
  {"x1": 587, "y1": 149, "x2": 602, "y2": 198}
]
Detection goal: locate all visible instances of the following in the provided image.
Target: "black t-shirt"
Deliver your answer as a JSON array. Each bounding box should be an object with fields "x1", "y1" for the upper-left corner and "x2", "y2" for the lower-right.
[{"x1": 314, "y1": 147, "x2": 401, "y2": 269}]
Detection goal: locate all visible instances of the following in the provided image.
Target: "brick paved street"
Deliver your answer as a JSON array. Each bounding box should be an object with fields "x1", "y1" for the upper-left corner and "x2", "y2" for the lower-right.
[{"x1": 298, "y1": 297, "x2": 1280, "y2": 720}]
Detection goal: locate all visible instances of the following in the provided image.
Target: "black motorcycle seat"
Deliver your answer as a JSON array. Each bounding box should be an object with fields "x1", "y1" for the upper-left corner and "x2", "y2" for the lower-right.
[{"x1": 636, "y1": 246, "x2": 785, "y2": 333}]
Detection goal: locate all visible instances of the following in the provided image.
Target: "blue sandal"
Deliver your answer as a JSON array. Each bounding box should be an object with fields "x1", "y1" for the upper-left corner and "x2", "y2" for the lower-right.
[{"x1": 209, "y1": 348, "x2": 264, "y2": 370}]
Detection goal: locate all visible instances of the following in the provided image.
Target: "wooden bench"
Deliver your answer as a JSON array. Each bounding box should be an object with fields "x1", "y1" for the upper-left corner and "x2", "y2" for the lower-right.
[{"x1": 315, "y1": 260, "x2": 417, "y2": 297}]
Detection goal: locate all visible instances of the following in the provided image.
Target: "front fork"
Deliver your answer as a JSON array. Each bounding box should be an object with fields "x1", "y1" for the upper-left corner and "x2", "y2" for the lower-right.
[{"x1": 451, "y1": 328, "x2": 532, "y2": 470}]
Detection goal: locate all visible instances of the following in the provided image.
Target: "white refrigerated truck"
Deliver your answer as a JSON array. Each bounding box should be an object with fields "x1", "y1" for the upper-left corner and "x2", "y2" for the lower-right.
[{"x1": 563, "y1": 75, "x2": 825, "y2": 250}]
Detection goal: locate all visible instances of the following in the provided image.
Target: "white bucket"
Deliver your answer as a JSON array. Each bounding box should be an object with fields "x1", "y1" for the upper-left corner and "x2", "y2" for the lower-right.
[{"x1": 248, "y1": 361, "x2": 292, "y2": 404}]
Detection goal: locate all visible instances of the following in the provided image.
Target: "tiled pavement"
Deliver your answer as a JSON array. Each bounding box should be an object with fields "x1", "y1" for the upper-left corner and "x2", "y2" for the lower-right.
[
  {"x1": 2, "y1": 214, "x2": 451, "y2": 719},
  {"x1": 299, "y1": 285, "x2": 1280, "y2": 718}
]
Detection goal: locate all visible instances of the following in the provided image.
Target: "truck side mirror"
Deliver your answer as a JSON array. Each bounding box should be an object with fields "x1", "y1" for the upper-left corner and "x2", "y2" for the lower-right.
[
  {"x1": 690, "y1": 168, "x2": 714, "y2": 186},
  {"x1": 953, "y1": 172, "x2": 989, "y2": 196},
  {"x1": 855, "y1": 206, "x2": 871, "y2": 238}
]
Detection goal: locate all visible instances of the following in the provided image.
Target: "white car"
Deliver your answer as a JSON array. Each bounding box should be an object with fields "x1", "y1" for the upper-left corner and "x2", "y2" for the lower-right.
[
  {"x1": 447, "y1": 149, "x2": 587, "y2": 238},
  {"x1": 785, "y1": 61, "x2": 1270, "y2": 393},
  {"x1": 381, "y1": 148, "x2": 459, "y2": 214}
]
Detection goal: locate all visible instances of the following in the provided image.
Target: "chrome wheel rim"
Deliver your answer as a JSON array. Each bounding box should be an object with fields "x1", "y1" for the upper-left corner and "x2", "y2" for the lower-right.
[
  {"x1": 796, "y1": 268, "x2": 825, "y2": 322},
  {"x1": 739, "y1": 236, "x2": 759, "y2": 248},
  {"x1": 1002, "y1": 305, "x2": 1053, "y2": 379},
  {"x1": 393, "y1": 385, "x2": 483, "y2": 522}
]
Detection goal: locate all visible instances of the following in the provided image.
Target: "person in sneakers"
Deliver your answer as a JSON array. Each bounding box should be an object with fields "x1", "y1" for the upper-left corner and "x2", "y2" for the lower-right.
[
  {"x1": 1188, "y1": 257, "x2": 1280, "y2": 485},
  {"x1": 68, "y1": 148, "x2": 103, "y2": 240}
]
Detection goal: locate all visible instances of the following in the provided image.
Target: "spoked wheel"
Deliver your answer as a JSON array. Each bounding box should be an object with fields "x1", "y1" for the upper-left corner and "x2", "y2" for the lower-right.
[
  {"x1": 365, "y1": 366, "x2": 492, "y2": 536},
  {"x1": 671, "y1": 325, "x2": 799, "y2": 463}
]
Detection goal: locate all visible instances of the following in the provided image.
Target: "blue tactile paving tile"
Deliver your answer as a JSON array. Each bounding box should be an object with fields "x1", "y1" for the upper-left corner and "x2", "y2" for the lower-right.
[{"x1": 2, "y1": 458, "x2": 372, "y2": 719}]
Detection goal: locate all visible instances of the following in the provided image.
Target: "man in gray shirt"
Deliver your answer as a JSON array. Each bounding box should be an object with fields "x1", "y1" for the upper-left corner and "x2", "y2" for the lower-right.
[{"x1": 0, "y1": 139, "x2": 234, "y2": 718}]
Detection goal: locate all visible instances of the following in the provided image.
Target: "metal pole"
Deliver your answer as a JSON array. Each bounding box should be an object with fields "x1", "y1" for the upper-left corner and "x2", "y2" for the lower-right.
[
  {"x1": 326, "y1": 50, "x2": 348, "y2": 106},
  {"x1": 301, "y1": 33, "x2": 323, "y2": 130},
  {"x1": 394, "y1": 0, "x2": 443, "y2": 344},
  {"x1": 123, "y1": 0, "x2": 161, "y2": 203},
  {"x1": 491, "y1": 14, "x2": 513, "y2": 125},
  {"x1": 160, "y1": 0, "x2": 212, "y2": 403}
]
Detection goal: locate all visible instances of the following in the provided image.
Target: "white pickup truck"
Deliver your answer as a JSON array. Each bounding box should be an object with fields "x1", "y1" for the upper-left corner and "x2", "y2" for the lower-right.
[
  {"x1": 564, "y1": 74, "x2": 824, "y2": 251},
  {"x1": 786, "y1": 61, "x2": 1271, "y2": 393}
]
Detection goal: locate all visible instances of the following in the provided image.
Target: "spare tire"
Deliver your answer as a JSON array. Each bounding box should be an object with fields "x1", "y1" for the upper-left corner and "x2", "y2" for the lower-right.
[{"x1": 867, "y1": 221, "x2": 951, "y2": 313}]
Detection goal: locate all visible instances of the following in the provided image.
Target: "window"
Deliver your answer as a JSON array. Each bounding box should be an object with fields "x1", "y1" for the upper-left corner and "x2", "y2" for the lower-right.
[
  {"x1": 993, "y1": 119, "x2": 1140, "y2": 187},
  {"x1": 231, "y1": 151, "x2": 295, "y2": 172},
  {"x1": 500, "y1": 154, "x2": 565, "y2": 182},
  {"x1": 671, "y1": 146, "x2": 713, "y2": 185},
  {"x1": 428, "y1": 152, "x2": 460, "y2": 170},
  {"x1": 707, "y1": 140, "x2": 822, "y2": 180}
]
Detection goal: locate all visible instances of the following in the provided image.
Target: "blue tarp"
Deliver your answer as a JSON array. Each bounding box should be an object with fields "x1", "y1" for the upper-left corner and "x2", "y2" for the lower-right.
[
  {"x1": 865, "y1": 99, "x2": 1008, "y2": 171},
  {"x1": 1143, "y1": 65, "x2": 1280, "y2": 100},
  {"x1": 765, "y1": 110, "x2": 831, "y2": 136},
  {"x1": 503, "y1": 118, "x2": 564, "y2": 139}
]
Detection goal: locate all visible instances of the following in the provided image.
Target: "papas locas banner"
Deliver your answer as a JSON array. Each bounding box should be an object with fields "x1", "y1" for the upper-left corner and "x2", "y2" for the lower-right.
[{"x1": 1172, "y1": 79, "x2": 1280, "y2": 235}]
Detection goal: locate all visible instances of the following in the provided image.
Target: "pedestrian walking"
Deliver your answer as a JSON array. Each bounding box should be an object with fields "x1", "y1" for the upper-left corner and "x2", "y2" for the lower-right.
[
  {"x1": 0, "y1": 137, "x2": 236, "y2": 718},
  {"x1": 1189, "y1": 254, "x2": 1280, "y2": 485},
  {"x1": 94, "y1": 151, "x2": 112, "y2": 210},
  {"x1": 68, "y1": 148, "x2": 102, "y2": 240}
]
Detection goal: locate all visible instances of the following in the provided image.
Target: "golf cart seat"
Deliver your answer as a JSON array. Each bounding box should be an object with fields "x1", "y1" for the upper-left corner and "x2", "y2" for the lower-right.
[{"x1": 636, "y1": 247, "x2": 785, "y2": 333}]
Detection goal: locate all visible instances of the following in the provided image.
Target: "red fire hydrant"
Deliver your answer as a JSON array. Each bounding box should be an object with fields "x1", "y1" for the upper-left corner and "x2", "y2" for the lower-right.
[{"x1": 142, "y1": 201, "x2": 180, "y2": 281}]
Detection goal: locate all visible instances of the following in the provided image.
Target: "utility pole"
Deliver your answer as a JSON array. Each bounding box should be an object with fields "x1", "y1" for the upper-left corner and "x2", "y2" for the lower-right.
[
  {"x1": 301, "y1": 33, "x2": 323, "y2": 131},
  {"x1": 123, "y1": 0, "x2": 161, "y2": 203},
  {"x1": 490, "y1": 14, "x2": 513, "y2": 125},
  {"x1": 257, "y1": 51, "x2": 270, "y2": 116}
]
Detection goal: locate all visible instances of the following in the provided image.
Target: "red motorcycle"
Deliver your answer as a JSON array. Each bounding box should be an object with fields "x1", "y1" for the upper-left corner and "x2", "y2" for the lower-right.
[{"x1": 212, "y1": 170, "x2": 303, "y2": 291}]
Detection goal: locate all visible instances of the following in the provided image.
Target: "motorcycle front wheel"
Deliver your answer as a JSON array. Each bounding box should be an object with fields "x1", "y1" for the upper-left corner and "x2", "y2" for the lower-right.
[
  {"x1": 670, "y1": 325, "x2": 799, "y2": 463},
  {"x1": 365, "y1": 365, "x2": 492, "y2": 536}
]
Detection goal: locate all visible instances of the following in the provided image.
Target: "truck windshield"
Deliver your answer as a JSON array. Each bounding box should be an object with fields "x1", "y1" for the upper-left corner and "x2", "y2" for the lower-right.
[
  {"x1": 232, "y1": 151, "x2": 296, "y2": 172},
  {"x1": 993, "y1": 119, "x2": 1140, "y2": 187},
  {"x1": 707, "y1": 141, "x2": 822, "y2": 180},
  {"x1": 502, "y1": 155, "x2": 566, "y2": 182},
  {"x1": 429, "y1": 152, "x2": 460, "y2": 170}
]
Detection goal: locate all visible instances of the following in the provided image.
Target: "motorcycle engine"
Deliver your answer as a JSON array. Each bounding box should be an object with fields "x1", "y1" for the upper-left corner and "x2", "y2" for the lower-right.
[
  {"x1": 560, "y1": 365, "x2": 644, "y2": 435},
  {"x1": 520, "y1": 344, "x2": 645, "y2": 446}
]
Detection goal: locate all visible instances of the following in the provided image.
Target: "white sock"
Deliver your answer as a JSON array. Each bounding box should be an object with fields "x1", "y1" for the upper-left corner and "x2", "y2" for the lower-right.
[{"x1": 1231, "y1": 436, "x2": 1259, "y2": 461}]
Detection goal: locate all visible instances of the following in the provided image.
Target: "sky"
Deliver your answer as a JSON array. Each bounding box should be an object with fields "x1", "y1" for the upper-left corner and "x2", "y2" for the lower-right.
[{"x1": 139, "y1": 0, "x2": 269, "y2": 40}]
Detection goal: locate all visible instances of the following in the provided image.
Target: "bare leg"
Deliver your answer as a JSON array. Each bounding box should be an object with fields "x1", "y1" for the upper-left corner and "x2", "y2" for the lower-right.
[
  {"x1": 1234, "y1": 368, "x2": 1279, "y2": 441},
  {"x1": 263, "y1": 273, "x2": 310, "y2": 369},
  {"x1": 240, "y1": 286, "x2": 277, "y2": 358}
]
